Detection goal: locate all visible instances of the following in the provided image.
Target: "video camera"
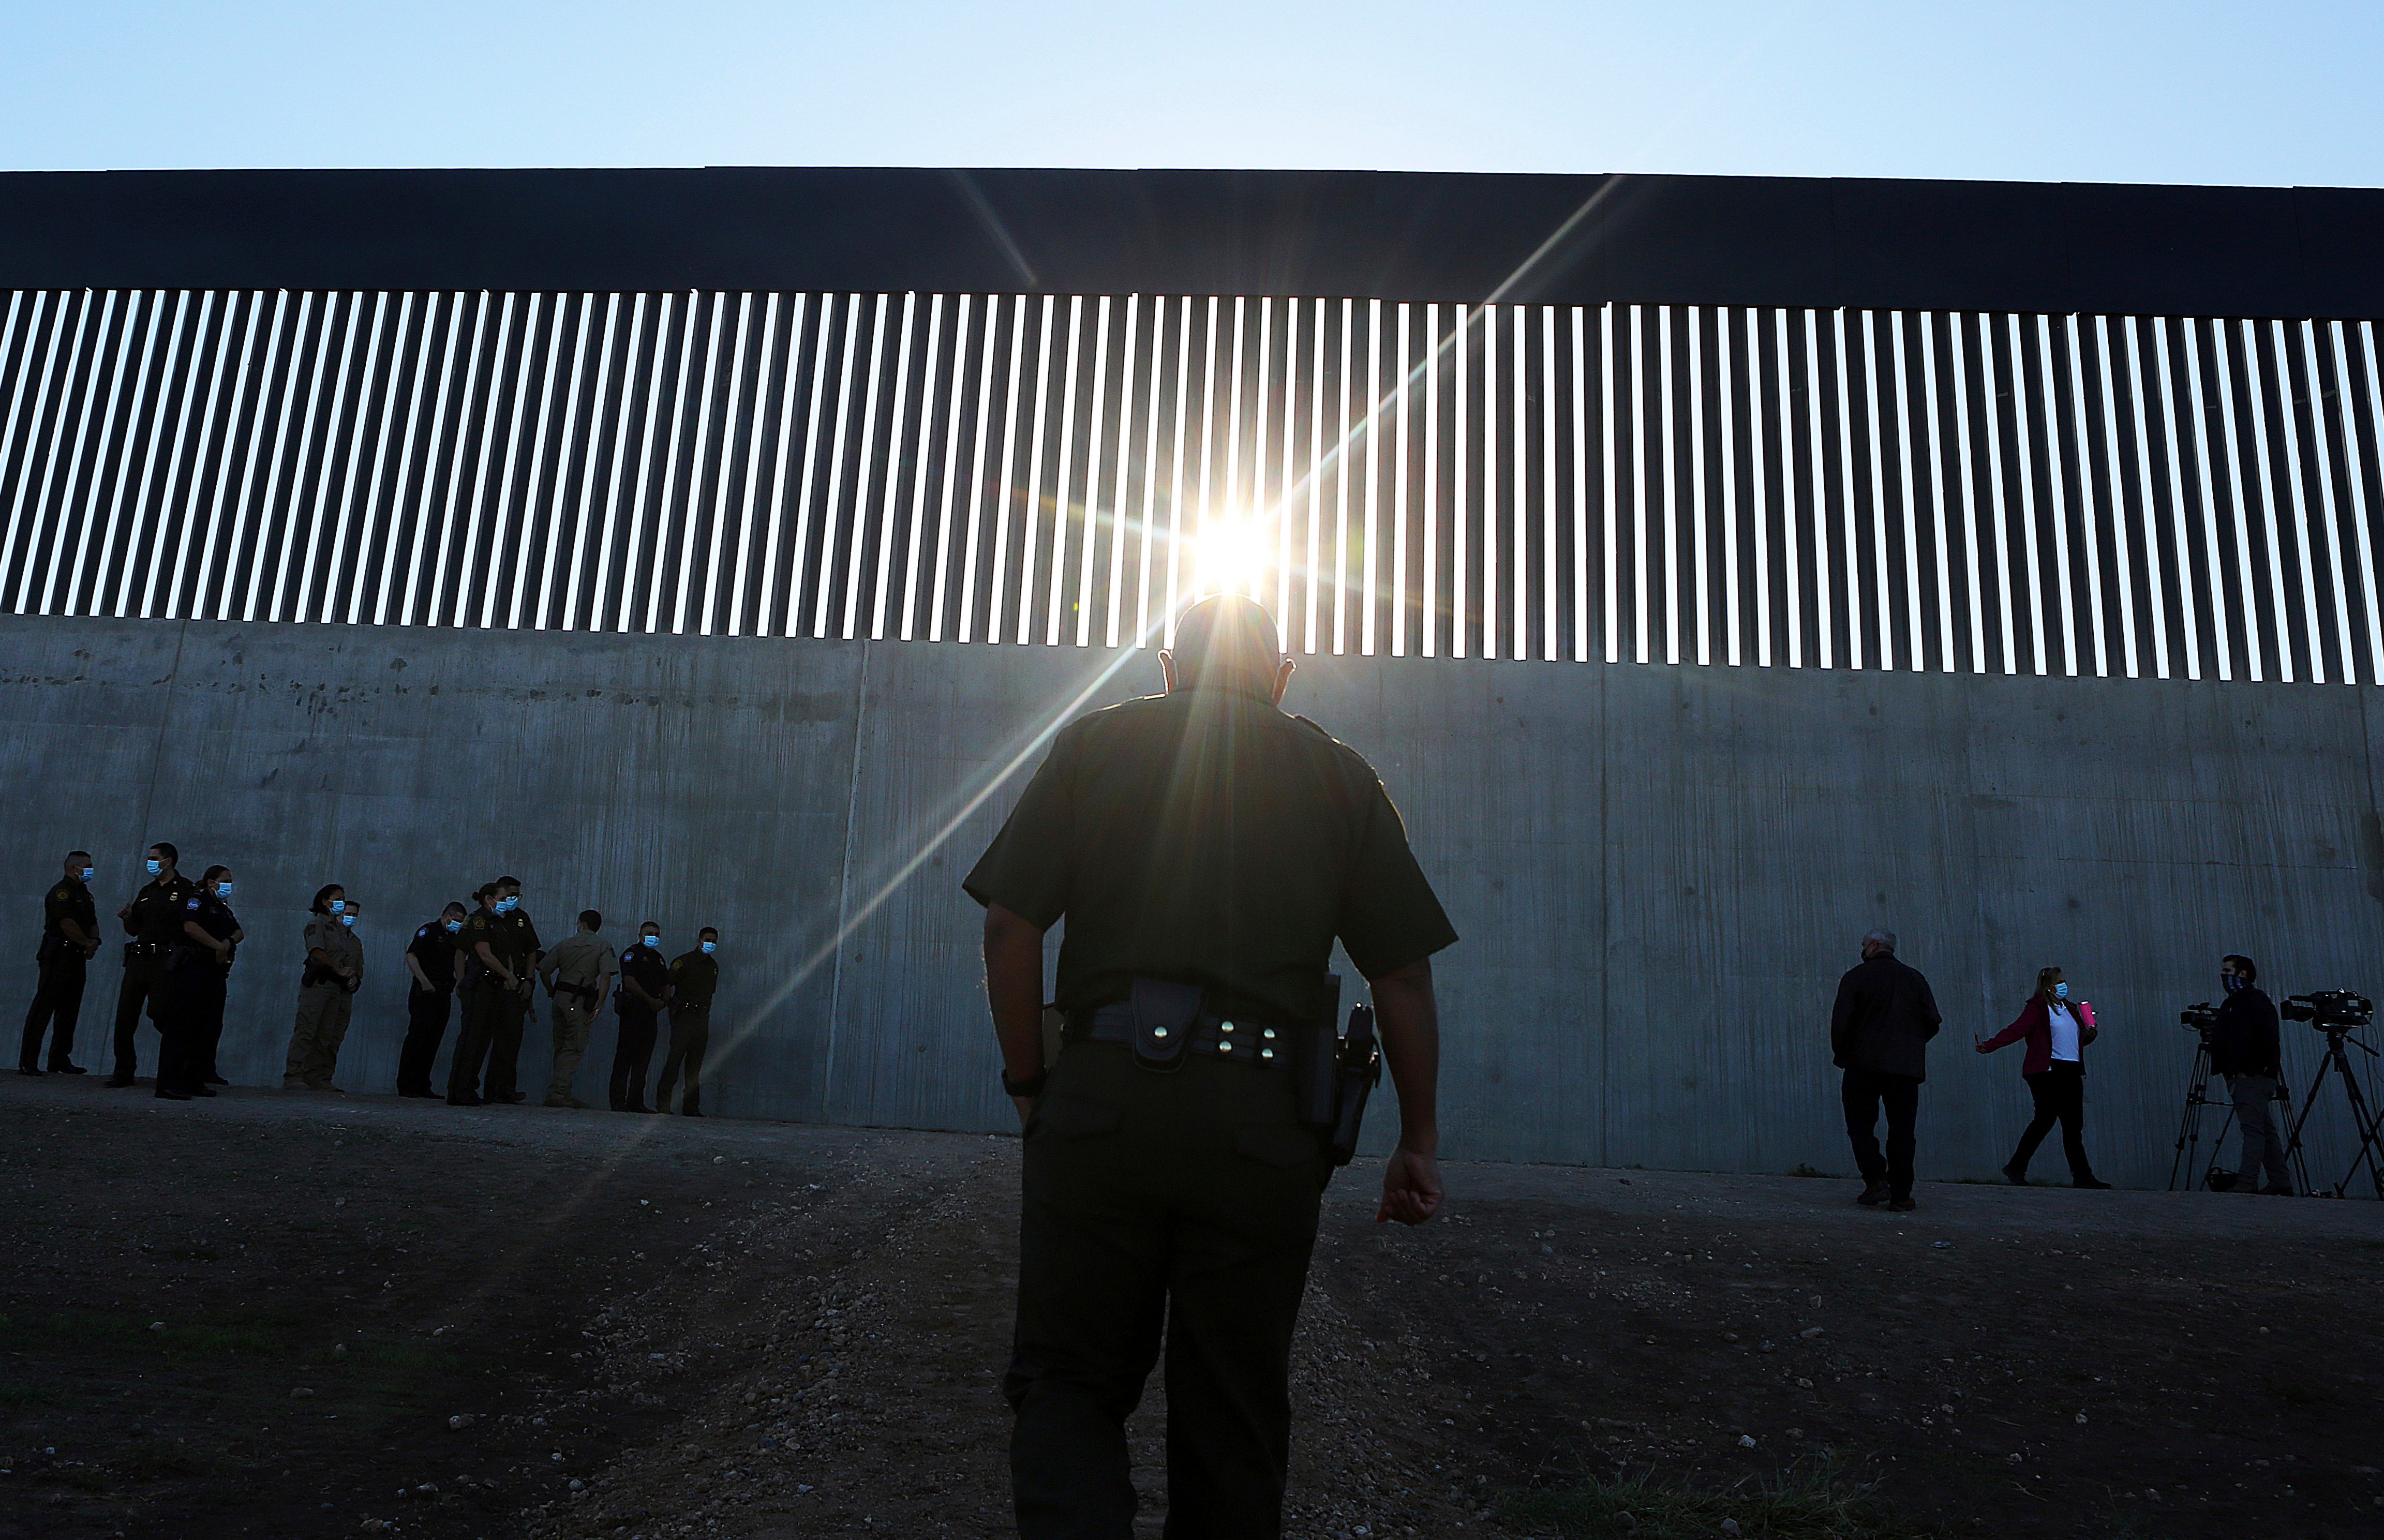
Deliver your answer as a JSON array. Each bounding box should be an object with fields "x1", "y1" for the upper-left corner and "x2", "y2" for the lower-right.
[
  {"x1": 2179, "y1": 1002, "x2": 2221, "y2": 1033},
  {"x1": 2281, "y1": 990, "x2": 2374, "y2": 1032}
]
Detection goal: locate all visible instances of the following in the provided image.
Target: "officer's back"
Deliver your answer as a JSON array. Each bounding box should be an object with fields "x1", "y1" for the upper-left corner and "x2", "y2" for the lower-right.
[{"x1": 966, "y1": 593, "x2": 1454, "y2": 1540}]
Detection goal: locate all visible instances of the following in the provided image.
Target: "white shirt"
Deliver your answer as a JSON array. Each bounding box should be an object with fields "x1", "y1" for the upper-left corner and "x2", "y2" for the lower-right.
[{"x1": 2047, "y1": 1001, "x2": 2081, "y2": 1062}]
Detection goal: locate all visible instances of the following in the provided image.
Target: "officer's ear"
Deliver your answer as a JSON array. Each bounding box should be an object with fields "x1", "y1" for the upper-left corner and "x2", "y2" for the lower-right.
[
  {"x1": 1158, "y1": 649, "x2": 1178, "y2": 694},
  {"x1": 1271, "y1": 656, "x2": 1295, "y2": 706}
]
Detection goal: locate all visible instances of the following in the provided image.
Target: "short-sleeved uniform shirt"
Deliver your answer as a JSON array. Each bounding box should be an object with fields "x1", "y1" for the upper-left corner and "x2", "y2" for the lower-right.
[
  {"x1": 172, "y1": 892, "x2": 240, "y2": 975},
  {"x1": 543, "y1": 930, "x2": 617, "y2": 1006},
  {"x1": 408, "y1": 921, "x2": 462, "y2": 994},
  {"x1": 41, "y1": 875, "x2": 96, "y2": 958},
  {"x1": 125, "y1": 875, "x2": 198, "y2": 948},
  {"x1": 302, "y1": 916, "x2": 364, "y2": 987},
  {"x1": 964, "y1": 684, "x2": 1457, "y2": 1027},
  {"x1": 618, "y1": 941, "x2": 669, "y2": 1014},
  {"x1": 463, "y1": 907, "x2": 542, "y2": 982},
  {"x1": 669, "y1": 950, "x2": 718, "y2": 1010}
]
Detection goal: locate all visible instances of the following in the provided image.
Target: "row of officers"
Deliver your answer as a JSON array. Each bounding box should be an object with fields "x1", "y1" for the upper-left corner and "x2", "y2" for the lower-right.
[{"x1": 18, "y1": 844, "x2": 726, "y2": 1114}]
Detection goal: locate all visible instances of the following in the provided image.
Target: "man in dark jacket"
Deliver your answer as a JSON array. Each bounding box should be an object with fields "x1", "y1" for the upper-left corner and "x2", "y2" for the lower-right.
[
  {"x1": 2209, "y1": 953, "x2": 2291, "y2": 1195},
  {"x1": 1830, "y1": 928, "x2": 1943, "y2": 1212}
]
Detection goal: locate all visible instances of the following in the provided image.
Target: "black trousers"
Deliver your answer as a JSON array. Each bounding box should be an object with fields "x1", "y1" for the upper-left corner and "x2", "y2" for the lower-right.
[
  {"x1": 1009, "y1": 1042, "x2": 1328, "y2": 1540},
  {"x1": 2010, "y1": 1062, "x2": 2094, "y2": 1180},
  {"x1": 447, "y1": 982, "x2": 527, "y2": 1100},
  {"x1": 655, "y1": 1005, "x2": 710, "y2": 1113},
  {"x1": 154, "y1": 966, "x2": 224, "y2": 1096},
  {"x1": 21, "y1": 952, "x2": 86, "y2": 1068},
  {"x1": 112, "y1": 952, "x2": 163, "y2": 1080},
  {"x1": 610, "y1": 1007, "x2": 658, "y2": 1110},
  {"x1": 1841, "y1": 1067, "x2": 1921, "y2": 1199},
  {"x1": 397, "y1": 987, "x2": 453, "y2": 1093}
]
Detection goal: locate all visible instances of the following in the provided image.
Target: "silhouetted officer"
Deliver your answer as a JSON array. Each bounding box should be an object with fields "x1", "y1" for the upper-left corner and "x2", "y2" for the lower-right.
[
  {"x1": 966, "y1": 595, "x2": 1456, "y2": 1539},
  {"x1": 397, "y1": 903, "x2": 468, "y2": 1097},
  {"x1": 284, "y1": 884, "x2": 364, "y2": 1093},
  {"x1": 449, "y1": 877, "x2": 541, "y2": 1106},
  {"x1": 108, "y1": 842, "x2": 195, "y2": 1087},
  {"x1": 537, "y1": 910, "x2": 616, "y2": 1109},
  {"x1": 656, "y1": 928, "x2": 719, "y2": 1116},
  {"x1": 610, "y1": 922, "x2": 668, "y2": 1113},
  {"x1": 157, "y1": 865, "x2": 241, "y2": 1101},
  {"x1": 20, "y1": 850, "x2": 99, "y2": 1075}
]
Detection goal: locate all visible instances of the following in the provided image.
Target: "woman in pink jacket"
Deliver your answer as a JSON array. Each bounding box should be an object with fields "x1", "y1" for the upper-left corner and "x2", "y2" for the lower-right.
[{"x1": 1976, "y1": 966, "x2": 2113, "y2": 1189}]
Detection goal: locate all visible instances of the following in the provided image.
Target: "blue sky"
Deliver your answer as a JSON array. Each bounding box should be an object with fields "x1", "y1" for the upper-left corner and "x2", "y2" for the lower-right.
[{"x1": 5, "y1": 2, "x2": 2381, "y2": 186}]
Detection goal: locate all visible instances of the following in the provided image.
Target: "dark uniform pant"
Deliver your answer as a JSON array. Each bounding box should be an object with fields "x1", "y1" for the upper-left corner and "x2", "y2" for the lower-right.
[
  {"x1": 448, "y1": 982, "x2": 527, "y2": 1101},
  {"x1": 655, "y1": 1005, "x2": 710, "y2": 1113},
  {"x1": 610, "y1": 1006, "x2": 658, "y2": 1110},
  {"x1": 398, "y1": 987, "x2": 453, "y2": 1094},
  {"x1": 1008, "y1": 1042, "x2": 1328, "y2": 1540},
  {"x1": 155, "y1": 965, "x2": 225, "y2": 1096},
  {"x1": 112, "y1": 951, "x2": 164, "y2": 1081},
  {"x1": 21, "y1": 952, "x2": 86, "y2": 1069},
  {"x1": 2009, "y1": 1062, "x2": 2094, "y2": 1181},
  {"x1": 1841, "y1": 1067, "x2": 1920, "y2": 1199}
]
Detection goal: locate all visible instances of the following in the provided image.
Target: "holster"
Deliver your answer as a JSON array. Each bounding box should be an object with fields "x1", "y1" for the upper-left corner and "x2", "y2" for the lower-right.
[
  {"x1": 1292, "y1": 975, "x2": 1345, "y2": 1130},
  {"x1": 302, "y1": 960, "x2": 339, "y2": 989},
  {"x1": 1129, "y1": 978, "x2": 1203, "y2": 1072},
  {"x1": 1328, "y1": 1004, "x2": 1384, "y2": 1167}
]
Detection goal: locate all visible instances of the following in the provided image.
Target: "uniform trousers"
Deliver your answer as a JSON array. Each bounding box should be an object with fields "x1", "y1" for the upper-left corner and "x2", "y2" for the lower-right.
[
  {"x1": 154, "y1": 965, "x2": 225, "y2": 1097},
  {"x1": 448, "y1": 981, "x2": 528, "y2": 1102},
  {"x1": 21, "y1": 951, "x2": 86, "y2": 1069},
  {"x1": 1008, "y1": 1042, "x2": 1328, "y2": 1540},
  {"x1": 655, "y1": 1005, "x2": 710, "y2": 1114},
  {"x1": 397, "y1": 988, "x2": 454, "y2": 1094},
  {"x1": 610, "y1": 1005, "x2": 658, "y2": 1110},
  {"x1": 546, "y1": 1000, "x2": 595, "y2": 1105},
  {"x1": 111, "y1": 952, "x2": 163, "y2": 1081},
  {"x1": 284, "y1": 982, "x2": 354, "y2": 1088},
  {"x1": 2228, "y1": 1073, "x2": 2292, "y2": 1190},
  {"x1": 2009, "y1": 1062, "x2": 2095, "y2": 1182},
  {"x1": 1841, "y1": 1067, "x2": 1921, "y2": 1200}
]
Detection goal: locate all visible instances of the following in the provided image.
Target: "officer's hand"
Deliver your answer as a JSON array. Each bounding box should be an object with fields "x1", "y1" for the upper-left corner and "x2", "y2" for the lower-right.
[
  {"x1": 1376, "y1": 1147, "x2": 1443, "y2": 1225},
  {"x1": 1011, "y1": 1094, "x2": 1037, "y2": 1130}
]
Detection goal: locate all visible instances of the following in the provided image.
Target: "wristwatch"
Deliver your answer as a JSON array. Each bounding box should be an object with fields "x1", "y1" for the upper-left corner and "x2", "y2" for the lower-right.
[{"x1": 1002, "y1": 1068, "x2": 1048, "y2": 1099}]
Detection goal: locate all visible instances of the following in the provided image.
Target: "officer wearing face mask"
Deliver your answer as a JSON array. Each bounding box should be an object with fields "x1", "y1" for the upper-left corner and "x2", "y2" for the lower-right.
[
  {"x1": 610, "y1": 922, "x2": 669, "y2": 1114},
  {"x1": 108, "y1": 842, "x2": 195, "y2": 1088},
  {"x1": 398, "y1": 902, "x2": 468, "y2": 1097},
  {"x1": 283, "y1": 885, "x2": 364, "y2": 1093},
  {"x1": 156, "y1": 865, "x2": 241, "y2": 1101},
  {"x1": 656, "y1": 928, "x2": 720, "y2": 1116},
  {"x1": 449, "y1": 877, "x2": 541, "y2": 1107},
  {"x1": 21, "y1": 850, "x2": 100, "y2": 1075}
]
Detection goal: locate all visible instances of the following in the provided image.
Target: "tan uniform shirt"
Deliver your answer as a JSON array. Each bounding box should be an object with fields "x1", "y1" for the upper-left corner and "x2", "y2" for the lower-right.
[
  {"x1": 541, "y1": 930, "x2": 617, "y2": 1011},
  {"x1": 303, "y1": 916, "x2": 365, "y2": 986}
]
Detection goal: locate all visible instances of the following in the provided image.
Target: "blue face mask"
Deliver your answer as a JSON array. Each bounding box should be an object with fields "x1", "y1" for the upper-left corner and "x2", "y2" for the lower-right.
[
  {"x1": 340, "y1": 914, "x2": 356, "y2": 928},
  {"x1": 329, "y1": 898, "x2": 346, "y2": 914},
  {"x1": 2223, "y1": 973, "x2": 2246, "y2": 993},
  {"x1": 496, "y1": 896, "x2": 518, "y2": 914},
  {"x1": 78, "y1": 867, "x2": 94, "y2": 881},
  {"x1": 214, "y1": 881, "x2": 234, "y2": 900},
  {"x1": 146, "y1": 858, "x2": 161, "y2": 876},
  {"x1": 701, "y1": 940, "x2": 716, "y2": 954},
  {"x1": 2052, "y1": 982, "x2": 2068, "y2": 1001},
  {"x1": 645, "y1": 934, "x2": 661, "y2": 949},
  {"x1": 444, "y1": 919, "x2": 463, "y2": 933}
]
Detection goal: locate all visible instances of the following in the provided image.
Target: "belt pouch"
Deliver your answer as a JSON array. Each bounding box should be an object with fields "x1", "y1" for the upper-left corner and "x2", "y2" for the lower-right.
[
  {"x1": 1129, "y1": 978, "x2": 1203, "y2": 1072},
  {"x1": 1328, "y1": 1004, "x2": 1383, "y2": 1167}
]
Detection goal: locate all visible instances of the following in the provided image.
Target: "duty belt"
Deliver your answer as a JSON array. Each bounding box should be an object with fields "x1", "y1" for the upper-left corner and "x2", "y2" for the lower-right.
[{"x1": 1077, "y1": 1002, "x2": 1294, "y2": 1068}]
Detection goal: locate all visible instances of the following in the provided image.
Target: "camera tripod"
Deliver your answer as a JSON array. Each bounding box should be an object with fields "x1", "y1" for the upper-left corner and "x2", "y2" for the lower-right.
[
  {"x1": 2167, "y1": 1032, "x2": 2294, "y2": 1192},
  {"x1": 2282, "y1": 1028, "x2": 2384, "y2": 1201}
]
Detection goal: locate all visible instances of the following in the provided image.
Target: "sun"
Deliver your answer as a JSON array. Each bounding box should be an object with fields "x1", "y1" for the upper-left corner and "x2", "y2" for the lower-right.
[{"x1": 1191, "y1": 517, "x2": 1271, "y2": 598}]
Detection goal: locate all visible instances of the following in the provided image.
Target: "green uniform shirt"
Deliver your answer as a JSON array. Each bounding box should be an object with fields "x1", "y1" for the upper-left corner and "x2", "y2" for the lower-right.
[
  {"x1": 668, "y1": 950, "x2": 718, "y2": 1009},
  {"x1": 964, "y1": 684, "x2": 1457, "y2": 1027},
  {"x1": 302, "y1": 916, "x2": 364, "y2": 984},
  {"x1": 41, "y1": 876, "x2": 97, "y2": 954}
]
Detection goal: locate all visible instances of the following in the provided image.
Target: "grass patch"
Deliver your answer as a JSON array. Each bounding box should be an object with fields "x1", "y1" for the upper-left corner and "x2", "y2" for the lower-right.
[
  {"x1": 1500, "y1": 1458, "x2": 1929, "y2": 1539},
  {"x1": 1789, "y1": 1164, "x2": 1837, "y2": 1179}
]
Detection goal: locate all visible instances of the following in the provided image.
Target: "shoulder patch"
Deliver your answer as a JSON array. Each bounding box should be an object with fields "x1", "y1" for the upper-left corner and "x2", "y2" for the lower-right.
[{"x1": 185, "y1": 898, "x2": 200, "y2": 909}]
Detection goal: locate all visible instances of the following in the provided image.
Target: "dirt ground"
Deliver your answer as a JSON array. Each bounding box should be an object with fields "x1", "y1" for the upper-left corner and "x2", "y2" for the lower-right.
[{"x1": 3, "y1": 1074, "x2": 2382, "y2": 1540}]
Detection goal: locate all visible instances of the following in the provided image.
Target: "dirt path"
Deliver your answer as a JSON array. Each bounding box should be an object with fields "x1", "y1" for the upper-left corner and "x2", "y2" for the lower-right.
[{"x1": 5, "y1": 1077, "x2": 2382, "y2": 1539}]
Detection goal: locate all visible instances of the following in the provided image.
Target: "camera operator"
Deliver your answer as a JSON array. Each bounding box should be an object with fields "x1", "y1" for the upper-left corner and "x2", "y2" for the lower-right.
[{"x1": 2210, "y1": 954, "x2": 2292, "y2": 1195}]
